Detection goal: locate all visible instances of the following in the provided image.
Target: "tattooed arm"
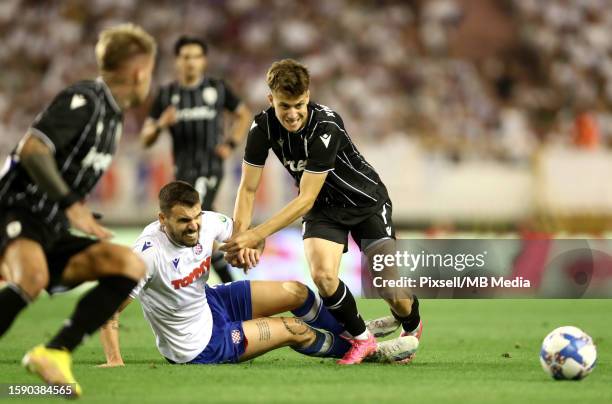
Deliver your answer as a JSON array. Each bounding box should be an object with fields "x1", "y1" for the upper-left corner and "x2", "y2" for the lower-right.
[{"x1": 98, "y1": 298, "x2": 133, "y2": 367}]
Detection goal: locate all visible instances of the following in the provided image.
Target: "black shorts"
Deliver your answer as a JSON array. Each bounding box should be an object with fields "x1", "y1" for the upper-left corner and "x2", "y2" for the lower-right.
[
  {"x1": 177, "y1": 172, "x2": 223, "y2": 211},
  {"x1": 0, "y1": 207, "x2": 98, "y2": 292},
  {"x1": 302, "y1": 200, "x2": 395, "y2": 253}
]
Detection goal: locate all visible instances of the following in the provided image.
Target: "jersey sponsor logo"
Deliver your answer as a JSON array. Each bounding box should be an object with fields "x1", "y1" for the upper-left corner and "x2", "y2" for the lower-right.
[
  {"x1": 170, "y1": 256, "x2": 211, "y2": 289},
  {"x1": 141, "y1": 241, "x2": 153, "y2": 252},
  {"x1": 202, "y1": 87, "x2": 218, "y2": 105},
  {"x1": 320, "y1": 133, "x2": 331, "y2": 148},
  {"x1": 81, "y1": 147, "x2": 112, "y2": 173},
  {"x1": 172, "y1": 257, "x2": 180, "y2": 269},
  {"x1": 176, "y1": 106, "x2": 217, "y2": 121},
  {"x1": 70, "y1": 94, "x2": 87, "y2": 110},
  {"x1": 283, "y1": 158, "x2": 306, "y2": 172}
]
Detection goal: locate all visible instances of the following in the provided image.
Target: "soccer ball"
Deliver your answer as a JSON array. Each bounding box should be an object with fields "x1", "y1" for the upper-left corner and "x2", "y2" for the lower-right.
[{"x1": 540, "y1": 326, "x2": 597, "y2": 380}]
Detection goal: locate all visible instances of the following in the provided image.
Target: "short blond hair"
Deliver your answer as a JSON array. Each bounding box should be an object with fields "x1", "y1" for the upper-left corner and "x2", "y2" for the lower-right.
[
  {"x1": 266, "y1": 59, "x2": 310, "y2": 97},
  {"x1": 95, "y1": 23, "x2": 156, "y2": 72}
]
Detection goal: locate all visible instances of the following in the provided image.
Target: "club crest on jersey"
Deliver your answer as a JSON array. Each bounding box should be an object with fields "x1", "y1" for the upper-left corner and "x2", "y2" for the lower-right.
[
  {"x1": 171, "y1": 94, "x2": 180, "y2": 105},
  {"x1": 193, "y1": 242, "x2": 203, "y2": 255},
  {"x1": 171, "y1": 256, "x2": 211, "y2": 289},
  {"x1": 141, "y1": 241, "x2": 153, "y2": 252},
  {"x1": 202, "y1": 87, "x2": 218, "y2": 105},
  {"x1": 172, "y1": 257, "x2": 180, "y2": 269}
]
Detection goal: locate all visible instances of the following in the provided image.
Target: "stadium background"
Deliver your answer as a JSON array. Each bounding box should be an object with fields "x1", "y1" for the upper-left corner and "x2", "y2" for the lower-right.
[
  {"x1": 0, "y1": 2, "x2": 611, "y2": 402},
  {"x1": 2, "y1": 0, "x2": 612, "y2": 294}
]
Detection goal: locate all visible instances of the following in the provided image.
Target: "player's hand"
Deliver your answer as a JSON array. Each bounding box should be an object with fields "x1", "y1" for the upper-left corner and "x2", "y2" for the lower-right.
[
  {"x1": 158, "y1": 105, "x2": 177, "y2": 128},
  {"x1": 215, "y1": 143, "x2": 232, "y2": 159},
  {"x1": 220, "y1": 229, "x2": 264, "y2": 254},
  {"x1": 65, "y1": 202, "x2": 113, "y2": 240},
  {"x1": 226, "y1": 248, "x2": 260, "y2": 272}
]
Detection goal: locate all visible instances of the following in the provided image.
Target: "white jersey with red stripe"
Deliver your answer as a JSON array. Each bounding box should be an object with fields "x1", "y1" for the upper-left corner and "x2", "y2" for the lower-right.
[{"x1": 130, "y1": 211, "x2": 233, "y2": 363}]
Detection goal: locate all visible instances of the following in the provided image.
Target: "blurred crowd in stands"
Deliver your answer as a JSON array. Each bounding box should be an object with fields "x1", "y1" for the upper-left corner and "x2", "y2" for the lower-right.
[{"x1": 1, "y1": 0, "x2": 612, "y2": 164}]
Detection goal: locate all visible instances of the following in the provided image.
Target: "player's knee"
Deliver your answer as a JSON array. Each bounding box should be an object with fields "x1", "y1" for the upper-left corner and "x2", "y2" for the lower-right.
[
  {"x1": 311, "y1": 270, "x2": 338, "y2": 296},
  {"x1": 116, "y1": 251, "x2": 146, "y2": 281},
  {"x1": 19, "y1": 266, "x2": 49, "y2": 298},
  {"x1": 94, "y1": 246, "x2": 145, "y2": 281},
  {"x1": 281, "y1": 281, "x2": 308, "y2": 306}
]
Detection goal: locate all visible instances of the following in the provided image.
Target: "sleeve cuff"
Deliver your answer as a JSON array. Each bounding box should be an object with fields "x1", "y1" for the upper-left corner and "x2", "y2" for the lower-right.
[
  {"x1": 28, "y1": 128, "x2": 57, "y2": 154},
  {"x1": 304, "y1": 167, "x2": 334, "y2": 174},
  {"x1": 243, "y1": 159, "x2": 265, "y2": 168}
]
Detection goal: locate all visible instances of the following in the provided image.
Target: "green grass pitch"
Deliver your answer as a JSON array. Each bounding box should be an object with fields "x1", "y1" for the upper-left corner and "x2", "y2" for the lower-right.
[{"x1": 0, "y1": 296, "x2": 610, "y2": 403}]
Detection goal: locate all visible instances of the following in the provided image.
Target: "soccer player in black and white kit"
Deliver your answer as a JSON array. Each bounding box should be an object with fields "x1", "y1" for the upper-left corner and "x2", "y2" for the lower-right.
[
  {"x1": 221, "y1": 59, "x2": 422, "y2": 365},
  {"x1": 140, "y1": 36, "x2": 252, "y2": 284},
  {"x1": 0, "y1": 24, "x2": 156, "y2": 396}
]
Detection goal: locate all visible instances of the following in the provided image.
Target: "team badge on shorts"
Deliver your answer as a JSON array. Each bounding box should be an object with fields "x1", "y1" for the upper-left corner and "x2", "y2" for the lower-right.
[
  {"x1": 6, "y1": 221, "x2": 22, "y2": 239},
  {"x1": 193, "y1": 242, "x2": 203, "y2": 255},
  {"x1": 231, "y1": 329, "x2": 242, "y2": 344}
]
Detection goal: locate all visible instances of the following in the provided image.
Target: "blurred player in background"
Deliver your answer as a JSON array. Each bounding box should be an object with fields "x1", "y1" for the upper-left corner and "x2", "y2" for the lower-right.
[
  {"x1": 98, "y1": 181, "x2": 419, "y2": 366},
  {"x1": 222, "y1": 59, "x2": 423, "y2": 365},
  {"x1": 140, "y1": 35, "x2": 252, "y2": 284},
  {"x1": 0, "y1": 23, "x2": 156, "y2": 397}
]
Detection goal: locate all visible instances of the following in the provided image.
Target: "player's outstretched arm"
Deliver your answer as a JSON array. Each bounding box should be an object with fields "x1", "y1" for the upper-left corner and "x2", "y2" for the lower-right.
[
  {"x1": 98, "y1": 298, "x2": 133, "y2": 368},
  {"x1": 233, "y1": 162, "x2": 264, "y2": 234},
  {"x1": 222, "y1": 171, "x2": 327, "y2": 253},
  {"x1": 19, "y1": 135, "x2": 112, "y2": 239},
  {"x1": 140, "y1": 106, "x2": 177, "y2": 148}
]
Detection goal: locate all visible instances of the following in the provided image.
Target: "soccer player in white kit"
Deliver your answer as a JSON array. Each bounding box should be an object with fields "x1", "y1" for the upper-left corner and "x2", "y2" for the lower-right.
[{"x1": 99, "y1": 181, "x2": 418, "y2": 365}]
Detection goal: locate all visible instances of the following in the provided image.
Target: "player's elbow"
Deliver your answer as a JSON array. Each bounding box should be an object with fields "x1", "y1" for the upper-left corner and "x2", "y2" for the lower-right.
[{"x1": 299, "y1": 194, "x2": 317, "y2": 214}]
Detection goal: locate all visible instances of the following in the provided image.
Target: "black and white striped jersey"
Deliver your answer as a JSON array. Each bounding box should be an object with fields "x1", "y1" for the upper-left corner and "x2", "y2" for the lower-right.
[
  {"x1": 244, "y1": 102, "x2": 389, "y2": 219},
  {"x1": 150, "y1": 78, "x2": 241, "y2": 178},
  {"x1": 0, "y1": 78, "x2": 123, "y2": 231}
]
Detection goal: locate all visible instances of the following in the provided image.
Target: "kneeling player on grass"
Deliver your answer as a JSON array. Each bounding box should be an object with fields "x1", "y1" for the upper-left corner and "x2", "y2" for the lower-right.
[{"x1": 99, "y1": 181, "x2": 417, "y2": 366}]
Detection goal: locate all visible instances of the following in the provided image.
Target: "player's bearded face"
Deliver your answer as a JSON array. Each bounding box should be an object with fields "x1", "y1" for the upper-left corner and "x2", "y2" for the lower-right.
[
  {"x1": 161, "y1": 204, "x2": 202, "y2": 247},
  {"x1": 176, "y1": 45, "x2": 207, "y2": 82},
  {"x1": 269, "y1": 90, "x2": 309, "y2": 133}
]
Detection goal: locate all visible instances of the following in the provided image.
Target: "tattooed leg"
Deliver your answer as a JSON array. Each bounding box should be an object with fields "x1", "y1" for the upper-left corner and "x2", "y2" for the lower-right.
[{"x1": 239, "y1": 317, "x2": 316, "y2": 361}]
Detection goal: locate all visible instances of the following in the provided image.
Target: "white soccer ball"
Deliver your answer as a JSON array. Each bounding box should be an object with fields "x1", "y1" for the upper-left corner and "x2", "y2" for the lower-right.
[{"x1": 540, "y1": 326, "x2": 597, "y2": 380}]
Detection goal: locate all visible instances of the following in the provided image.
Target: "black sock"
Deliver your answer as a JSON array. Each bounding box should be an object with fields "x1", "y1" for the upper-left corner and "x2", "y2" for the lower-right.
[
  {"x1": 392, "y1": 294, "x2": 420, "y2": 333},
  {"x1": 0, "y1": 284, "x2": 30, "y2": 337},
  {"x1": 320, "y1": 280, "x2": 366, "y2": 338},
  {"x1": 212, "y1": 251, "x2": 233, "y2": 283},
  {"x1": 47, "y1": 275, "x2": 136, "y2": 352}
]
